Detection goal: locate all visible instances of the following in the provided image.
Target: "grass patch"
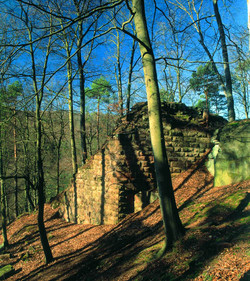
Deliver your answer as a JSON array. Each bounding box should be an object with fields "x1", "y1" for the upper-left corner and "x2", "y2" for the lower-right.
[
  {"x1": 134, "y1": 243, "x2": 163, "y2": 265},
  {"x1": 185, "y1": 190, "x2": 248, "y2": 227}
]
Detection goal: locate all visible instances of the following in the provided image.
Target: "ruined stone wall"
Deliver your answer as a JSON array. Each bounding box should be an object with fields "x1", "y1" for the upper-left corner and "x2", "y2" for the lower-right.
[
  {"x1": 59, "y1": 102, "x2": 226, "y2": 225},
  {"x1": 61, "y1": 140, "x2": 121, "y2": 224}
]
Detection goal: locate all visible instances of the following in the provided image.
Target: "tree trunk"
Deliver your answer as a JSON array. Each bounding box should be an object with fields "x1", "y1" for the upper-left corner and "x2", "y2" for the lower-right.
[
  {"x1": 97, "y1": 98, "x2": 100, "y2": 151},
  {"x1": 76, "y1": 25, "x2": 87, "y2": 165},
  {"x1": 0, "y1": 103, "x2": 9, "y2": 249},
  {"x1": 36, "y1": 97, "x2": 54, "y2": 264},
  {"x1": 56, "y1": 147, "x2": 60, "y2": 195},
  {"x1": 79, "y1": 66, "x2": 87, "y2": 165},
  {"x1": 0, "y1": 139, "x2": 8, "y2": 249},
  {"x1": 126, "y1": 37, "x2": 136, "y2": 118},
  {"x1": 132, "y1": 0, "x2": 185, "y2": 252},
  {"x1": 0, "y1": 178, "x2": 8, "y2": 249},
  {"x1": 213, "y1": 0, "x2": 235, "y2": 121},
  {"x1": 14, "y1": 111, "x2": 18, "y2": 218},
  {"x1": 176, "y1": 60, "x2": 182, "y2": 102},
  {"x1": 27, "y1": 18, "x2": 53, "y2": 263},
  {"x1": 116, "y1": 30, "x2": 123, "y2": 117},
  {"x1": 243, "y1": 85, "x2": 249, "y2": 118},
  {"x1": 67, "y1": 58, "x2": 78, "y2": 176}
]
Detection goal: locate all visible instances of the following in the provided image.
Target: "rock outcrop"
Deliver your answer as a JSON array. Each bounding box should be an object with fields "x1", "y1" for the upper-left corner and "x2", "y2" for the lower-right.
[{"x1": 206, "y1": 119, "x2": 250, "y2": 186}]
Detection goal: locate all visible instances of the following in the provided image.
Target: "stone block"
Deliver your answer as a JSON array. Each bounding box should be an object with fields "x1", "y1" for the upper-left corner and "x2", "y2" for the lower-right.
[
  {"x1": 172, "y1": 161, "x2": 186, "y2": 169},
  {"x1": 164, "y1": 136, "x2": 172, "y2": 142},
  {"x1": 184, "y1": 136, "x2": 196, "y2": 142},
  {"x1": 163, "y1": 124, "x2": 172, "y2": 131},
  {"x1": 199, "y1": 137, "x2": 210, "y2": 143},
  {"x1": 139, "y1": 160, "x2": 148, "y2": 167},
  {"x1": 199, "y1": 143, "x2": 208, "y2": 149},
  {"x1": 138, "y1": 155, "x2": 147, "y2": 161},
  {"x1": 172, "y1": 136, "x2": 183, "y2": 142},
  {"x1": 171, "y1": 130, "x2": 183, "y2": 136},
  {"x1": 181, "y1": 147, "x2": 191, "y2": 152},
  {"x1": 176, "y1": 151, "x2": 185, "y2": 157},
  {"x1": 184, "y1": 152, "x2": 194, "y2": 157},
  {"x1": 172, "y1": 167, "x2": 182, "y2": 173},
  {"x1": 143, "y1": 166, "x2": 151, "y2": 172},
  {"x1": 168, "y1": 157, "x2": 178, "y2": 161},
  {"x1": 197, "y1": 132, "x2": 207, "y2": 137}
]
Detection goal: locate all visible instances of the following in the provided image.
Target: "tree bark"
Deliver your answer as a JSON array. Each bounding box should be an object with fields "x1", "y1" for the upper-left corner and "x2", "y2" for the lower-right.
[
  {"x1": 176, "y1": 60, "x2": 182, "y2": 102},
  {"x1": 213, "y1": 0, "x2": 235, "y2": 121},
  {"x1": 97, "y1": 98, "x2": 100, "y2": 151},
  {"x1": 36, "y1": 105, "x2": 53, "y2": 264},
  {"x1": 13, "y1": 110, "x2": 19, "y2": 218},
  {"x1": 74, "y1": 3, "x2": 88, "y2": 165},
  {"x1": 26, "y1": 11, "x2": 54, "y2": 263},
  {"x1": 126, "y1": 37, "x2": 136, "y2": 118},
  {"x1": 116, "y1": 30, "x2": 123, "y2": 116},
  {"x1": 0, "y1": 123, "x2": 9, "y2": 249},
  {"x1": 66, "y1": 53, "x2": 78, "y2": 176},
  {"x1": 79, "y1": 60, "x2": 87, "y2": 165},
  {"x1": 132, "y1": 0, "x2": 185, "y2": 252}
]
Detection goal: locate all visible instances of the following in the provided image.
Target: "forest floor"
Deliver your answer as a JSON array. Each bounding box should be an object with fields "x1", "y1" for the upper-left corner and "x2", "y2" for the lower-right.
[{"x1": 0, "y1": 160, "x2": 249, "y2": 281}]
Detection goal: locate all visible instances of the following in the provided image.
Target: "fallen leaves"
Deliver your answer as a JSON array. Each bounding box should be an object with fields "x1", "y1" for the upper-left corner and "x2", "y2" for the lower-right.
[{"x1": 0, "y1": 164, "x2": 249, "y2": 281}]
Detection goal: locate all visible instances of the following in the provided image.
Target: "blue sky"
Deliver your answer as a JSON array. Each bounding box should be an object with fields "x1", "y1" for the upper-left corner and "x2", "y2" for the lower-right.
[
  {"x1": 230, "y1": 0, "x2": 248, "y2": 27},
  {"x1": 1, "y1": 0, "x2": 248, "y2": 118}
]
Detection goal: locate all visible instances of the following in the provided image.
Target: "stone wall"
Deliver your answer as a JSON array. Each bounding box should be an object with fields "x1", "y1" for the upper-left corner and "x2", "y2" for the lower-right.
[{"x1": 59, "y1": 102, "x2": 226, "y2": 225}]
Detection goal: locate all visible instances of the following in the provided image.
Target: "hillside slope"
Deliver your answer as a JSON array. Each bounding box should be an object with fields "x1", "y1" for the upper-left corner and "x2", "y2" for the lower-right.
[{"x1": 0, "y1": 160, "x2": 249, "y2": 281}]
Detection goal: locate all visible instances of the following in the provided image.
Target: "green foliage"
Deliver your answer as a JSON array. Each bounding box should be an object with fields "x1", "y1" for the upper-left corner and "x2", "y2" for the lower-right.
[
  {"x1": 190, "y1": 63, "x2": 227, "y2": 115},
  {"x1": 0, "y1": 81, "x2": 23, "y2": 120},
  {"x1": 194, "y1": 95, "x2": 207, "y2": 110},
  {"x1": 190, "y1": 63, "x2": 219, "y2": 95},
  {"x1": 86, "y1": 76, "x2": 113, "y2": 104}
]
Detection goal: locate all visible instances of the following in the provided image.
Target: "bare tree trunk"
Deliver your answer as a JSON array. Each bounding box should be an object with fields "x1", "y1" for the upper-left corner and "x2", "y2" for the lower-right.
[
  {"x1": 13, "y1": 110, "x2": 18, "y2": 218},
  {"x1": 97, "y1": 98, "x2": 100, "y2": 151},
  {"x1": 25, "y1": 8, "x2": 54, "y2": 262},
  {"x1": 126, "y1": 37, "x2": 136, "y2": 118},
  {"x1": 213, "y1": 0, "x2": 235, "y2": 121},
  {"x1": 56, "y1": 147, "x2": 60, "y2": 195},
  {"x1": 75, "y1": 15, "x2": 87, "y2": 165},
  {"x1": 243, "y1": 85, "x2": 249, "y2": 118},
  {"x1": 66, "y1": 56, "x2": 78, "y2": 176},
  {"x1": 79, "y1": 63, "x2": 87, "y2": 165},
  {"x1": 132, "y1": 0, "x2": 185, "y2": 253},
  {"x1": 36, "y1": 104, "x2": 53, "y2": 264},
  {"x1": 23, "y1": 113, "x2": 35, "y2": 212},
  {"x1": 0, "y1": 124, "x2": 9, "y2": 249},
  {"x1": 116, "y1": 30, "x2": 123, "y2": 117},
  {"x1": 176, "y1": 60, "x2": 182, "y2": 102}
]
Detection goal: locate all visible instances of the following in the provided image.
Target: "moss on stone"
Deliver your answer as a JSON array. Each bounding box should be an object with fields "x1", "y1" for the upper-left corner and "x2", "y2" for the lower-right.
[
  {"x1": 0, "y1": 264, "x2": 15, "y2": 279},
  {"x1": 210, "y1": 120, "x2": 250, "y2": 187}
]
